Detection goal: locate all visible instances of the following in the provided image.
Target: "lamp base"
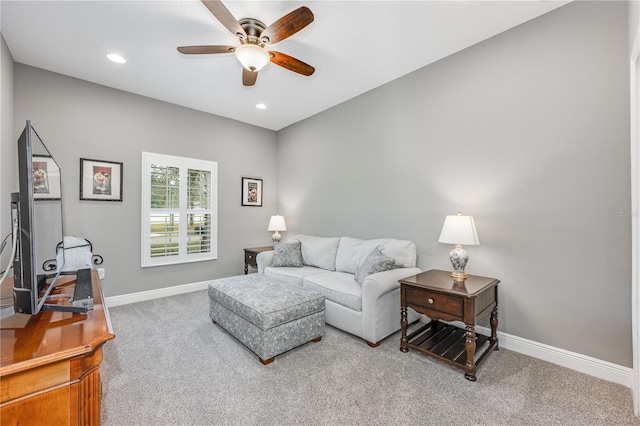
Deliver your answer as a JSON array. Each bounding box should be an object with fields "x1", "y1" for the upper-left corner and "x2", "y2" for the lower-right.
[
  {"x1": 271, "y1": 231, "x2": 281, "y2": 243},
  {"x1": 449, "y1": 244, "x2": 469, "y2": 282},
  {"x1": 450, "y1": 272, "x2": 469, "y2": 282}
]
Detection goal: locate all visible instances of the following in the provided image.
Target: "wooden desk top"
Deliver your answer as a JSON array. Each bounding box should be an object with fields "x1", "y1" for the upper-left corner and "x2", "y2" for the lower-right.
[
  {"x1": 244, "y1": 246, "x2": 274, "y2": 254},
  {"x1": 399, "y1": 269, "x2": 500, "y2": 298},
  {"x1": 0, "y1": 270, "x2": 115, "y2": 376}
]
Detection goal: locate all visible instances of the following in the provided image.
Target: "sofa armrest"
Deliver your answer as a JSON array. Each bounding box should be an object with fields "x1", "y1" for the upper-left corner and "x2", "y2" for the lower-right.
[
  {"x1": 360, "y1": 267, "x2": 422, "y2": 344},
  {"x1": 256, "y1": 250, "x2": 274, "y2": 274},
  {"x1": 361, "y1": 267, "x2": 422, "y2": 302}
]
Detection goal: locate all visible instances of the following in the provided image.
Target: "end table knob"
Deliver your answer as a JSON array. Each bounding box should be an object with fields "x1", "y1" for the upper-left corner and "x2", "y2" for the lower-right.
[{"x1": 428, "y1": 298, "x2": 434, "y2": 304}]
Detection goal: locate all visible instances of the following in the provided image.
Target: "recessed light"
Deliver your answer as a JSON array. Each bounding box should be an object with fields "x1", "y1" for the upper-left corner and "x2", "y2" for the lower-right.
[
  {"x1": 107, "y1": 53, "x2": 126, "y2": 64},
  {"x1": 256, "y1": 103, "x2": 267, "y2": 110}
]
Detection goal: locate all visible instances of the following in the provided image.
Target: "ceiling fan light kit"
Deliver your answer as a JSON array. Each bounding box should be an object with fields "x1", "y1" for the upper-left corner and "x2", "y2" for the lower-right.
[
  {"x1": 178, "y1": 0, "x2": 315, "y2": 86},
  {"x1": 235, "y1": 44, "x2": 270, "y2": 72}
]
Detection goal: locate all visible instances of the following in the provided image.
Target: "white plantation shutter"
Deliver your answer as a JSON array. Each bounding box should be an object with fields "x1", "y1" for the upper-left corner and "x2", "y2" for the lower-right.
[{"x1": 142, "y1": 152, "x2": 217, "y2": 267}]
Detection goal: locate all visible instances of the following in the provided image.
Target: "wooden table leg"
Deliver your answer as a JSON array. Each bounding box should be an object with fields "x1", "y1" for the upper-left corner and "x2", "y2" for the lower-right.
[
  {"x1": 244, "y1": 264, "x2": 248, "y2": 275},
  {"x1": 260, "y1": 357, "x2": 274, "y2": 365},
  {"x1": 464, "y1": 324, "x2": 477, "y2": 381},
  {"x1": 490, "y1": 305, "x2": 499, "y2": 350},
  {"x1": 400, "y1": 305, "x2": 409, "y2": 353}
]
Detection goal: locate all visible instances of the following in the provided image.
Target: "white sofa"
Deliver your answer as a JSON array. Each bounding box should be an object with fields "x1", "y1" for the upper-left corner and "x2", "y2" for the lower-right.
[{"x1": 257, "y1": 235, "x2": 421, "y2": 347}]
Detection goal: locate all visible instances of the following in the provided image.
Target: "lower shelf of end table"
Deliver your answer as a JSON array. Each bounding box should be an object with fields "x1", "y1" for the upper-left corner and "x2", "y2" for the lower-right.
[{"x1": 405, "y1": 320, "x2": 497, "y2": 378}]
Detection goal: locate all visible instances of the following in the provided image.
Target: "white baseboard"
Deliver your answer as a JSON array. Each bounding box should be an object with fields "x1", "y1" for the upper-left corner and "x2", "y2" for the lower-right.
[
  {"x1": 104, "y1": 280, "x2": 210, "y2": 308},
  {"x1": 476, "y1": 325, "x2": 632, "y2": 389},
  {"x1": 105, "y1": 282, "x2": 632, "y2": 389}
]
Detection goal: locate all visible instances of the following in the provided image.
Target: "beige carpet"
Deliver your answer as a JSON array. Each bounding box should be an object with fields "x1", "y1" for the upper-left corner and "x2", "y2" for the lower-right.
[{"x1": 101, "y1": 290, "x2": 639, "y2": 425}]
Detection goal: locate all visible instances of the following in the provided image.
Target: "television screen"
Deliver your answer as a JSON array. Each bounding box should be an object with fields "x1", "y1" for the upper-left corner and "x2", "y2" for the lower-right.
[{"x1": 12, "y1": 121, "x2": 65, "y2": 314}]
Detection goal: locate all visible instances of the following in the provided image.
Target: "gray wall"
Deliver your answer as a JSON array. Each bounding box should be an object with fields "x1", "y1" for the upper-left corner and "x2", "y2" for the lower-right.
[
  {"x1": 632, "y1": 0, "x2": 639, "y2": 52},
  {"x1": 2, "y1": 1, "x2": 632, "y2": 368},
  {"x1": 277, "y1": 1, "x2": 632, "y2": 367},
  {"x1": 11, "y1": 65, "x2": 277, "y2": 297},
  {"x1": 1, "y1": 34, "x2": 15, "y2": 272}
]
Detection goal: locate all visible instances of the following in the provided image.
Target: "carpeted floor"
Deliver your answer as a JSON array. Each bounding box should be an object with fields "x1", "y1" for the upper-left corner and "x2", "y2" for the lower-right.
[{"x1": 101, "y1": 290, "x2": 640, "y2": 425}]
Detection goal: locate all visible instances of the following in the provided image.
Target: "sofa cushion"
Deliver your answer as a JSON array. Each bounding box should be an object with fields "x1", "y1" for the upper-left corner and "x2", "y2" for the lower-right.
[
  {"x1": 303, "y1": 272, "x2": 362, "y2": 312},
  {"x1": 271, "y1": 241, "x2": 303, "y2": 267},
  {"x1": 265, "y1": 266, "x2": 326, "y2": 287},
  {"x1": 378, "y1": 239, "x2": 417, "y2": 268},
  {"x1": 297, "y1": 235, "x2": 341, "y2": 271},
  {"x1": 335, "y1": 237, "x2": 389, "y2": 274},
  {"x1": 354, "y1": 250, "x2": 397, "y2": 284}
]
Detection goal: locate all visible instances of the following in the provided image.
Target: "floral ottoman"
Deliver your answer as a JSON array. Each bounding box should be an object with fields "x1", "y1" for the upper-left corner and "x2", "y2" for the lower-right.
[{"x1": 208, "y1": 274, "x2": 325, "y2": 365}]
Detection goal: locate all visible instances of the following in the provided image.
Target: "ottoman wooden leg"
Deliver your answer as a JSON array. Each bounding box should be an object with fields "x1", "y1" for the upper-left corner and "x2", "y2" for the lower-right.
[
  {"x1": 312, "y1": 336, "x2": 322, "y2": 343},
  {"x1": 260, "y1": 357, "x2": 274, "y2": 365}
]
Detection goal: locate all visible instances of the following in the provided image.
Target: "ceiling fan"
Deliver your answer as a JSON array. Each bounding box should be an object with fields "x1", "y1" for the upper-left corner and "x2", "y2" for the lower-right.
[{"x1": 178, "y1": 0, "x2": 315, "y2": 87}]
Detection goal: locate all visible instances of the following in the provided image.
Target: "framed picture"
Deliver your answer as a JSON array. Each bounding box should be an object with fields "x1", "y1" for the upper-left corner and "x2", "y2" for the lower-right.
[
  {"x1": 32, "y1": 154, "x2": 61, "y2": 200},
  {"x1": 80, "y1": 158, "x2": 123, "y2": 202},
  {"x1": 241, "y1": 177, "x2": 263, "y2": 207}
]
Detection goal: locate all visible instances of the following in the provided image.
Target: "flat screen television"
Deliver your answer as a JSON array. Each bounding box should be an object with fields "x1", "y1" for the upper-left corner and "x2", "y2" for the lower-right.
[{"x1": 10, "y1": 120, "x2": 78, "y2": 315}]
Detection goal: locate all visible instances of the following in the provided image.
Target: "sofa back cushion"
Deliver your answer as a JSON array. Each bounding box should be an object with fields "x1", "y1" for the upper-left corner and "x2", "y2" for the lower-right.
[
  {"x1": 297, "y1": 235, "x2": 341, "y2": 271},
  {"x1": 335, "y1": 237, "x2": 417, "y2": 274},
  {"x1": 378, "y1": 239, "x2": 417, "y2": 268},
  {"x1": 335, "y1": 237, "x2": 389, "y2": 274}
]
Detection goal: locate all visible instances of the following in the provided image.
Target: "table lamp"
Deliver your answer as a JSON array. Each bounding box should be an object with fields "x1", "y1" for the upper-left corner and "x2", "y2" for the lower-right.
[
  {"x1": 267, "y1": 215, "x2": 287, "y2": 243},
  {"x1": 438, "y1": 212, "x2": 480, "y2": 281}
]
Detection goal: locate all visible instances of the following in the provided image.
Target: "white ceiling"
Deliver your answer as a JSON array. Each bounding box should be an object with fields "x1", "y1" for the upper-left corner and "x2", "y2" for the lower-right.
[{"x1": 1, "y1": 1, "x2": 569, "y2": 131}]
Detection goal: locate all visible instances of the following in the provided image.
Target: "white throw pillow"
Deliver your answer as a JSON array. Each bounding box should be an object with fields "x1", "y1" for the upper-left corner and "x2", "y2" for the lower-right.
[
  {"x1": 335, "y1": 237, "x2": 390, "y2": 274},
  {"x1": 297, "y1": 235, "x2": 341, "y2": 271}
]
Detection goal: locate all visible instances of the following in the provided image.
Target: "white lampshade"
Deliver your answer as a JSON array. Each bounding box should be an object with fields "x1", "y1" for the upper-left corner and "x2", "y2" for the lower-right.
[
  {"x1": 268, "y1": 215, "x2": 287, "y2": 243},
  {"x1": 438, "y1": 214, "x2": 480, "y2": 246},
  {"x1": 438, "y1": 213, "x2": 479, "y2": 281},
  {"x1": 235, "y1": 44, "x2": 270, "y2": 72},
  {"x1": 267, "y1": 215, "x2": 287, "y2": 232}
]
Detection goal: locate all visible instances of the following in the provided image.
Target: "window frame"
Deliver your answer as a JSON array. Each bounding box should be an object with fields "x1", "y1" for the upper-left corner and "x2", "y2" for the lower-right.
[{"x1": 141, "y1": 152, "x2": 218, "y2": 267}]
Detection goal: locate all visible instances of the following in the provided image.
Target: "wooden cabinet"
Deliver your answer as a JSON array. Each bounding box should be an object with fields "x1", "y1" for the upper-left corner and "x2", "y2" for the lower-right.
[{"x1": 1, "y1": 271, "x2": 115, "y2": 425}]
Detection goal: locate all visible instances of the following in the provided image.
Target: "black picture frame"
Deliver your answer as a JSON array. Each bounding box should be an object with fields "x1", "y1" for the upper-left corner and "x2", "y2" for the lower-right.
[
  {"x1": 32, "y1": 154, "x2": 61, "y2": 200},
  {"x1": 241, "y1": 177, "x2": 263, "y2": 207},
  {"x1": 80, "y1": 158, "x2": 123, "y2": 202}
]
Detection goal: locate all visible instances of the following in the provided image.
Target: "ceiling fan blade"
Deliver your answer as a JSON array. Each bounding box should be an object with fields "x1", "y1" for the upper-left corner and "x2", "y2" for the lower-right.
[
  {"x1": 269, "y1": 51, "x2": 315, "y2": 76},
  {"x1": 242, "y1": 68, "x2": 258, "y2": 86},
  {"x1": 201, "y1": 0, "x2": 247, "y2": 41},
  {"x1": 177, "y1": 45, "x2": 235, "y2": 55},
  {"x1": 260, "y1": 6, "x2": 314, "y2": 45}
]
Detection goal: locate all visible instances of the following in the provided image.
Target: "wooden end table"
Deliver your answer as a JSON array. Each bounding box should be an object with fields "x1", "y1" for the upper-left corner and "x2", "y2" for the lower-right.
[
  {"x1": 399, "y1": 269, "x2": 499, "y2": 381},
  {"x1": 243, "y1": 246, "x2": 273, "y2": 274}
]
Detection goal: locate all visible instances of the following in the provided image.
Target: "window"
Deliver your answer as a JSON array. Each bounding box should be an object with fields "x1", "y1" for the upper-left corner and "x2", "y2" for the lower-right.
[{"x1": 142, "y1": 152, "x2": 217, "y2": 267}]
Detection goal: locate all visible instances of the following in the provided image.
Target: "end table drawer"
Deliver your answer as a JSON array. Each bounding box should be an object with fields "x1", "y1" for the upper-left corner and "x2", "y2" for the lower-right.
[
  {"x1": 243, "y1": 247, "x2": 273, "y2": 274},
  {"x1": 245, "y1": 252, "x2": 257, "y2": 267},
  {"x1": 405, "y1": 287, "x2": 463, "y2": 319}
]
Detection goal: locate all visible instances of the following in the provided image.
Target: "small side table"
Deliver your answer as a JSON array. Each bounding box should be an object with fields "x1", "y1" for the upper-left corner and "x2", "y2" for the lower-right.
[
  {"x1": 399, "y1": 269, "x2": 499, "y2": 381},
  {"x1": 243, "y1": 246, "x2": 273, "y2": 274}
]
